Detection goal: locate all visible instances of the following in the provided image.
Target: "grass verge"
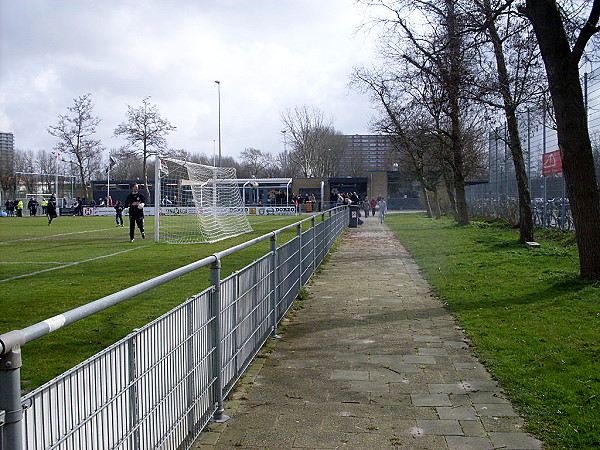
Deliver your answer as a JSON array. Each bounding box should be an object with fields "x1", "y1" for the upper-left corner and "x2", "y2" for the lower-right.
[{"x1": 385, "y1": 213, "x2": 599, "y2": 449}]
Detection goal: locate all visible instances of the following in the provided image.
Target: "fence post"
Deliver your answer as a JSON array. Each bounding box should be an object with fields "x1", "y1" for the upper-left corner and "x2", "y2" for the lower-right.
[
  {"x1": 311, "y1": 216, "x2": 316, "y2": 276},
  {"x1": 210, "y1": 259, "x2": 229, "y2": 423},
  {"x1": 270, "y1": 235, "x2": 281, "y2": 338},
  {"x1": 186, "y1": 301, "x2": 195, "y2": 438},
  {"x1": 325, "y1": 210, "x2": 331, "y2": 250},
  {"x1": 296, "y1": 224, "x2": 302, "y2": 294},
  {"x1": 0, "y1": 348, "x2": 23, "y2": 450},
  {"x1": 127, "y1": 334, "x2": 140, "y2": 450}
]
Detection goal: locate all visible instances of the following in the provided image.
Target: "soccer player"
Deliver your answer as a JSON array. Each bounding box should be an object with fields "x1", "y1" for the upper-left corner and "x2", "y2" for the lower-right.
[
  {"x1": 114, "y1": 201, "x2": 124, "y2": 227},
  {"x1": 124, "y1": 184, "x2": 146, "y2": 242},
  {"x1": 47, "y1": 194, "x2": 58, "y2": 225}
]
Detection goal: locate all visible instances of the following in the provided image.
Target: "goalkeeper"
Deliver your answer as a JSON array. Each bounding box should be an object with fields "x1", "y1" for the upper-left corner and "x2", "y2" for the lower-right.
[{"x1": 124, "y1": 183, "x2": 146, "y2": 242}]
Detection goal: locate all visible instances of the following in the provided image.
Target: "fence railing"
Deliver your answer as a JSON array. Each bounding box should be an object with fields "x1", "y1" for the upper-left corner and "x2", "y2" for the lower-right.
[{"x1": 0, "y1": 206, "x2": 349, "y2": 450}]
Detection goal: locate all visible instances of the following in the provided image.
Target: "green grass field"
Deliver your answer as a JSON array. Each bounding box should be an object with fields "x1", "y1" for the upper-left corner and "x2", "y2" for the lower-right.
[
  {"x1": 0, "y1": 213, "x2": 311, "y2": 391},
  {"x1": 385, "y1": 214, "x2": 600, "y2": 449}
]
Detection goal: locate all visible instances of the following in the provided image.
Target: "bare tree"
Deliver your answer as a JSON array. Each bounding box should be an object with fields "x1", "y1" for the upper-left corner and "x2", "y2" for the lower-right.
[
  {"x1": 319, "y1": 131, "x2": 346, "y2": 177},
  {"x1": 519, "y1": 0, "x2": 600, "y2": 278},
  {"x1": 276, "y1": 149, "x2": 300, "y2": 177},
  {"x1": 169, "y1": 149, "x2": 212, "y2": 166},
  {"x1": 352, "y1": 67, "x2": 446, "y2": 218},
  {"x1": 37, "y1": 150, "x2": 56, "y2": 194},
  {"x1": 460, "y1": 0, "x2": 546, "y2": 242},
  {"x1": 240, "y1": 147, "x2": 269, "y2": 178},
  {"x1": 262, "y1": 153, "x2": 282, "y2": 177},
  {"x1": 363, "y1": 0, "x2": 476, "y2": 225},
  {"x1": 281, "y1": 106, "x2": 343, "y2": 177},
  {"x1": 47, "y1": 93, "x2": 104, "y2": 199},
  {"x1": 114, "y1": 97, "x2": 176, "y2": 201},
  {"x1": 108, "y1": 148, "x2": 144, "y2": 180},
  {"x1": 14, "y1": 149, "x2": 36, "y2": 194}
]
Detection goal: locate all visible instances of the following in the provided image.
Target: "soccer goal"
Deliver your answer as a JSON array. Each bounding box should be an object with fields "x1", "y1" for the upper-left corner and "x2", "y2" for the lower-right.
[{"x1": 155, "y1": 157, "x2": 253, "y2": 244}]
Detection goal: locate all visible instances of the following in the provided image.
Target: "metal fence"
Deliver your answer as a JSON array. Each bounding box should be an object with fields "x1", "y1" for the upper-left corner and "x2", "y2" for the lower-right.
[
  {"x1": 465, "y1": 67, "x2": 600, "y2": 231},
  {"x1": 0, "y1": 206, "x2": 349, "y2": 450}
]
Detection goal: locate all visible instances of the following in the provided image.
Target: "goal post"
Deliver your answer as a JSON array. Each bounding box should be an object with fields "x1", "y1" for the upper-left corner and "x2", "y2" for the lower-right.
[{"x1": 155, "y1": 157, "x2": 253, "y2": 244}]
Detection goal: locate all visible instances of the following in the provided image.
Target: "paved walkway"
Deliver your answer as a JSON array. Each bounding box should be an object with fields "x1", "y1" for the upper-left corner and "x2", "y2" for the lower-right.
[{"x1": 194, "y1": 218, "x2": 543, "y2": 449}]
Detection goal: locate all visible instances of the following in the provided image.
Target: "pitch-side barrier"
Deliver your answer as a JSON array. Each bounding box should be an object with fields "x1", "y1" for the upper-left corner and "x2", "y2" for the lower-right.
[{"x1": 0, "y1": 206, "x2": 348, "y2": 450}]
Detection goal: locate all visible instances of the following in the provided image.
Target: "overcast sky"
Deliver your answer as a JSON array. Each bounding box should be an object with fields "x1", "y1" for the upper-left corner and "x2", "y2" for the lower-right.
[{"x1": 0, "y1": 0, "x2": 379, "y2": 163}]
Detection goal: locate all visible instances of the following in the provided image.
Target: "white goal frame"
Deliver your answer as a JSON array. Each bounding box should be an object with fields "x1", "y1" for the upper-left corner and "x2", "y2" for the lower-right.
[{"x1": 154, "y1": 156, "x2": 253, "y2": 244}]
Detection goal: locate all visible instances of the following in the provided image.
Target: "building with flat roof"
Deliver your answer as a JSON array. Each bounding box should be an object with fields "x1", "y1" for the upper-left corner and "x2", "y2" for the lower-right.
[
  {"x1": 339, "y1": 134, "x2": 393, "y2": 175},
  {"x1": 0, "y1": 132, "x2": 14, "y2": 174}
]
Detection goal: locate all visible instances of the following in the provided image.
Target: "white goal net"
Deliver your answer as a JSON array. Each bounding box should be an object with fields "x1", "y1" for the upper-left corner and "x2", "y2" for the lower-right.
[{"x1": 157, "y1": 158, "x2": 253, "y2": 243}]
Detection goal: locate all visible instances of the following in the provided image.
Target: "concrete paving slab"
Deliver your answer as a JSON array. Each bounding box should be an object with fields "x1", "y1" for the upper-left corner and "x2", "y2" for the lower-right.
[
  {"x1": 436, "y1": 406, "x2": 480, "y2": 421},
  {"x1": 445, "y1": 435, "x2": 493, "y2": 449},
  {"x1": 411, "y1": 393, "x2": 453, "y2": 407},
  {"x1": 489, "y1": 431, "x2": 544, "y2": 449},
  {"x1": 415, "y1": 419, "x2": 464, "y2": 436},
  {"x1": 193, "y1": 220, "x2": 543, "y2": 449}
]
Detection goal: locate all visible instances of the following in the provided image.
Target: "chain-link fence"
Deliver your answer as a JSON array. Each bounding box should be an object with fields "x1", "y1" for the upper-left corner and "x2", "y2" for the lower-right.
[{"x1": 466, "y1": 68, "x2": 600, "y2": 231}]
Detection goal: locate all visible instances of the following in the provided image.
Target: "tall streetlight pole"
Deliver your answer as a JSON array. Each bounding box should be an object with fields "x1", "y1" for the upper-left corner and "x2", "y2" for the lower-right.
[{"x1": 215, "y1": 80, "x2": 222, "y2": 167}]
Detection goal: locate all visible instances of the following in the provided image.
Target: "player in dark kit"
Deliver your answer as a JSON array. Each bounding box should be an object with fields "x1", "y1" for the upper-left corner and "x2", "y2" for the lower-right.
[
  {"x1": 124, "y1": 184, "x2": 146, "y2": 242},
  {"x1": 47, "y1": 194, "x2": 58, "y2": 225}
]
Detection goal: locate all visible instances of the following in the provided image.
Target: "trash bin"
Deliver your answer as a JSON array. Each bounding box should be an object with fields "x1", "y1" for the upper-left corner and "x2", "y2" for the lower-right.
[
  {"x1": 348, "y1": 204, "x2": 361, "y2": 228},
  {"x1": 306, "y1": 201, "x2": 313, "y2": 212}
]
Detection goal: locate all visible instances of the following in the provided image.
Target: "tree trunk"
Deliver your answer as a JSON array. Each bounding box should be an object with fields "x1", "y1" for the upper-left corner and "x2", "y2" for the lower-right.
[
  {"x1": 420, "y1": 183, "x2": 433, "y2": 217},
  {"x1": 442, "y1": 168, "x2": 457, "y2": 217},
  {"x1": 432, "y1": 188, "x2": 441, "y2": 219},
  {"x1": 525, "y1": 0, "x2": 600, "y2": 278},
  {"x1": 447, "y1": 0, "x2": 470, "y2": 225},
  {"x1": 486, "y1": 0, "x2": 534, "y2": 242}
]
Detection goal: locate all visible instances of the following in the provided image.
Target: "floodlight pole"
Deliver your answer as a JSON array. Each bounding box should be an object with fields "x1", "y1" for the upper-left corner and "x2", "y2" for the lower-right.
[{"x1": 215, "y1": 80, "x2": 222, "y2": 168}]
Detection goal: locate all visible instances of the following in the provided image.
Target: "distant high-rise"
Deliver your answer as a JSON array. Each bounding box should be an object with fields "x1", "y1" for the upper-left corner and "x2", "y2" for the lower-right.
[
  {"x1": 0, "y1": 132, "x2": 15, "y2": 174},
  {"x1": 339, "y1": 134, "x2": 393, "y2": 175}
]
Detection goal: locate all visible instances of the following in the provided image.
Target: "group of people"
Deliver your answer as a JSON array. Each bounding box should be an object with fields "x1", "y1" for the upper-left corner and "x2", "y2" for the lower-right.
[
  {"x1": 335, "y1": 192, "x2": 388, "y2": 223},
  {"x1": 4, "y1": 195, "x2": 59, "y2": 224},
  {"x1": 4, "y1": 199, "x2": 24, "y2": 217},
  {"x1": 2, "y1": 184, "x2": 145, "y2": 241},
  {"x1": 290, "y1": 193, "x2": 317, "y2": 213},
  {"x1": 363, "y1": 196, "x2": 388, "y2": 223}
]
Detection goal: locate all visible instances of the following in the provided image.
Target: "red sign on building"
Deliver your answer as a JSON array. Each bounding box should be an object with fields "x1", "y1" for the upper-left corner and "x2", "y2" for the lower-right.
[{"x1": 542, "y1": 150, "x2": 563, "y2": 175}]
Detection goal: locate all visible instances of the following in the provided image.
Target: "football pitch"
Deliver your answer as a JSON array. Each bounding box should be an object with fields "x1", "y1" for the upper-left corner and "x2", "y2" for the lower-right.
[{"x1": 0, "y1": 213, "x2": 310, "y2": 390}]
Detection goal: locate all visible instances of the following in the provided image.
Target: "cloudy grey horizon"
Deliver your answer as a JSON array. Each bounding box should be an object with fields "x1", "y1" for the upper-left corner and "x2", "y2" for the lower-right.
[{"x1": 0, "y1": 0, "x2": 380, "y2": 163}]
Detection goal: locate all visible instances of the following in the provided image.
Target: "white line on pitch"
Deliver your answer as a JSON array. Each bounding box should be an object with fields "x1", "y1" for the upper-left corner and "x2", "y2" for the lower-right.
[
  {"x1": 0, "y1": 227, "x2": 120, "y2": 245},
  {"x1": 0, "y1": 245, "x2": 153, "y2": 283},
  {"x1": 0, "y1": 261, "x2": 67, "y2": 264}
]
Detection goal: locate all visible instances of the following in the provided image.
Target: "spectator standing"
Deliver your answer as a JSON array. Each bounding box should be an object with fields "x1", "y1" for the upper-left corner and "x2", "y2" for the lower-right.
[
  {"x1": 16, "y1": 199, "x2": 23, "y2": 217},
  {"x1": 114, "y1": 201, "x2": 124, "y2": 227},
  {"x1": 41, "y1": 198, "x2": 48, "y2": 215},
  {"x1": 47, "y1": 194, "x2": 58, "y2": 225},
  {"x1": 73, "y1": 197, "x2": 83, "y2": 216},
  {"x1": 124, "y1": 183, "x2": 146, "y2": 242},
  {"x1": 363, "y1": 197, "x2": 370, "y2": 218},
  {"x1": 370, "y1": 198, "x2": 377, "y2": 217},
  {"x1": 377, "y1": 197, "x2": 387, "y2": 224}
]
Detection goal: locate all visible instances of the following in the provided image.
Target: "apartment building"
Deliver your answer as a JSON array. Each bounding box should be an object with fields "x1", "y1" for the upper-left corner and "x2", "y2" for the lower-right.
[{"x1": 339, "y1": 134, "x2": 393, "y2": 175}]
